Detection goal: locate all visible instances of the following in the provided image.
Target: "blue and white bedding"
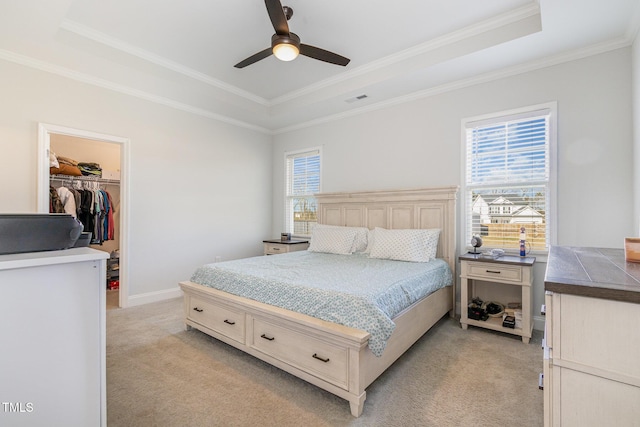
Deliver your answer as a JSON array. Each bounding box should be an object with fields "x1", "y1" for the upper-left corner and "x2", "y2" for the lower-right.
[{"x1": 190, "y1": 251, "x2": 452, "y2": 356}]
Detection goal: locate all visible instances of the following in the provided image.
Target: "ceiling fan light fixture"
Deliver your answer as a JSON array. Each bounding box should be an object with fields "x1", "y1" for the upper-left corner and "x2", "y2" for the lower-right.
[
  {"x1": 271, "y1": 33, "x2": 301, "y2": 62},
  {"x1": 234, "y1": 2, "x2": 350, "y2": 69},
  {"x1": 273, "y1": 42, "x2": 299, "y2": 61}
]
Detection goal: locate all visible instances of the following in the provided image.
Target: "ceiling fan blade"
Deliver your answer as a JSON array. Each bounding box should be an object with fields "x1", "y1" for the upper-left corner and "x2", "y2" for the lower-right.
[
  {"x1": 234, "y1": 47, "x2": 273, "y2": 68},
  {"x1": 300, "y1": 44, "x2": 350, "y2": 66},
  {"x1": 265, "y1": 0, "x2": 289, "y2": 35}
]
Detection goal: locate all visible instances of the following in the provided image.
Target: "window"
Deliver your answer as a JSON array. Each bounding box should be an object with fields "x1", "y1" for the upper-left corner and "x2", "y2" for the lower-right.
[
  {"x1": 285, "y1": 148, "x2": 321, "y2": 236},
  {"x1": 463, "y1": 103, "x2": 556, "y2": 253}
]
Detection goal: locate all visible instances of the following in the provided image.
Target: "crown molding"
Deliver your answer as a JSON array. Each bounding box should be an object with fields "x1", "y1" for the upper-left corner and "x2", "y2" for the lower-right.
[
  {"x1": 60, "y1": 20, "x2": 270, "y2": 107},
  {"x1": 269, "y1": 2, "x2": 541, "y2": 106},
  {"x1": 0, "y1": 49, "x2": 272, "y2": 134},
  {"x1": 0, "y1": 29, "x2": 630, "y2": 137},
  {"x1": 273, "y1": 37, "x2": 631, "y2": 134},
  {"x1": 61, "y1": 4, "x2": 540, "y2": 110}
]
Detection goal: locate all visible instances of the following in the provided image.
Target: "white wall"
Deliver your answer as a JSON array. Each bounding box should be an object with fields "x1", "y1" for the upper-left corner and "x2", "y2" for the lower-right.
[
  {"x1": 633, "y1": 35, "x2": 640, "y2": 235},
  {"x1": 272, "y1": 47, "x2": 634, "y2": 327},
  {"x1": 0, "y1": 59, "x2": 273, "y2": 303}
]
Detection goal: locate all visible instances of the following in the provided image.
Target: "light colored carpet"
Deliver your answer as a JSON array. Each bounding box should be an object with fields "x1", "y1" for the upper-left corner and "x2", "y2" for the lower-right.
[
  {"x1": 106, "y1": 289, "x2": 119, "y2": 310},
  {"x1": 107, "y1": 298, "x2": 543, "y2": 427}
]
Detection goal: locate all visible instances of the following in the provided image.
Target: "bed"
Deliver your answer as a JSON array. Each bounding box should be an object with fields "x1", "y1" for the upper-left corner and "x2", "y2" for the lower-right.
[{"x1": 179, "y1": 186, "x2": 458, "y2": 417}]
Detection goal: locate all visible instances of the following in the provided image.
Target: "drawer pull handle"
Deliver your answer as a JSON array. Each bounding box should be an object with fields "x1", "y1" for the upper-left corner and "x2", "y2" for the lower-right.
[
  {"x1": 486, "y1": 270, "x2": 501, "y2": 274},
  {"x1": 312, "y1": 353, "x2": 330, "y2": 363},
  {"x1": 261, "y1": 334, "x2": 275, "y2": 341},
  {"x1": 223, "y1": 319, "x2": 235, "y2": 325},
  {"x1": 193, "y1": 307, "x2": 203, "y2": 312},
  {"x1": 273, "y1": 247, "x2": 280, "y2": 251}
]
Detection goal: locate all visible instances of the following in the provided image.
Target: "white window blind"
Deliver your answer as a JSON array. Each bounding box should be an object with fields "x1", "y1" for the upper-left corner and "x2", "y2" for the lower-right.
[
  {"x1": 464, "y1": 107, "x2": 553, "y2": 252},
  {"x1": 285, "y1": 148, "x2": 321, "y2": 236}
]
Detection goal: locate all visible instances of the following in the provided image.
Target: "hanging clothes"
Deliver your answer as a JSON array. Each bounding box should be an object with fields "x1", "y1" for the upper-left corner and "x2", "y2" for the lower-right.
[
  {"x1": 49, "y1": 186, "x2": 64, "y2": 214},
  {"x1": 56, "y1": 186, "x2": 77, "y2": 218},
  {"x1": 79, "y1": 188, "x2": 95, "y2": 236},
  {"x1": 50, "y1": 178, "x2": 117, "y2": 245},
  {"x1": 105, "y1": 191, "x2": 115, "y2": 241},
  {"x1": 99, "y1": 190, "x2": 111, "y2": 242},
  {"x1": 92, "y1": 189, "x2": 105, "y2": 245}
]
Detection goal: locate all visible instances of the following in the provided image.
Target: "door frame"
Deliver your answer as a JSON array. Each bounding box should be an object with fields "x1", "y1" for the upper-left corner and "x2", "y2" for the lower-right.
[{"x1": 37, "y1": 123, "x2": 130, "y2": 308}]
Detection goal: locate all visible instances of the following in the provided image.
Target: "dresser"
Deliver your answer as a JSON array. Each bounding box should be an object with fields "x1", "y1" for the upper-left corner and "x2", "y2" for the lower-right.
[
  {"x1": 543, "y1": 246, "x2": 640, "y2": 426},
  {"x1": 0, "y1": 248, "x2": 109, "y2": 427},
  {"x1": 262, "y1": 239, "x2": 309, "y2": 255}
]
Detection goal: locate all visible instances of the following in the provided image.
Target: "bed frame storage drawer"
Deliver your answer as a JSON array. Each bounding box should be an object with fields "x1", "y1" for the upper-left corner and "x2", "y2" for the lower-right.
[
  {"x1": 250, "y1": 317, "x2": 349, "y2": 389},
  {"x1": 187, "y1": 296, "x2": 246, "y2": 344}
]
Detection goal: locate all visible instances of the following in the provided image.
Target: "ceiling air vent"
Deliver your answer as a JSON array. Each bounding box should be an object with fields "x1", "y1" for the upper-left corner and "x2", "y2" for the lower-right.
[{"x1": 345, "y1": 94, "x2": 368, "y2": 104}]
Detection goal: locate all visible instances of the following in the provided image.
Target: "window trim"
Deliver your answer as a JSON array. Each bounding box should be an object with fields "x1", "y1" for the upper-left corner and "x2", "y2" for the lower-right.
[
  {"x1": 284, "y1": 146, "x2": 322, "y2": 238},
  {"x1": 460, "y1": 102, "x2": 557, "y2": 256}
]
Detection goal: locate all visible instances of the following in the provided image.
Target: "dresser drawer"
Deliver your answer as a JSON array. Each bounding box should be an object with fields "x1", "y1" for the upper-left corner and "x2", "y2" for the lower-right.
[
  {"x1": 251, "y1": 317, "x2": 348, "y2": 389},
  {"x1": 466, "y1": 262, "x2": 523, "y2": 283},
  {"x1": 188, "y1": 296, "x2": 245, "y2": 344},
  {"x1": 554, "y1": 293, "x2": 640, "y2": 378}
]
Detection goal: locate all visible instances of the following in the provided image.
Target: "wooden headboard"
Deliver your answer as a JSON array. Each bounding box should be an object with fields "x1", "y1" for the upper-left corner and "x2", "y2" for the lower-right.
[{"x1": 316, "y1": 186, "x2": 459, "y2": 307}]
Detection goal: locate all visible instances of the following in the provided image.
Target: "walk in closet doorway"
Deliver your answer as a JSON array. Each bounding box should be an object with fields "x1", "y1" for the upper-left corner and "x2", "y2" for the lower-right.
[{"x1": 37, "y1": 123, "x2": 130, "y2": 309}]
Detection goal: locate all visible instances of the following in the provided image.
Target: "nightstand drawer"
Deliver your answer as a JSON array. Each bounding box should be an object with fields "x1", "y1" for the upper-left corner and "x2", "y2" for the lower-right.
[
  {"x1": 263, "y1": 240, "x2": 309, "y2": 255},
  {"x1": 265, "y1": 243, "x2": 288, "y2": 254},
  {"x1": 467, "y1": 262, "x2": 523, "y2": 283}
]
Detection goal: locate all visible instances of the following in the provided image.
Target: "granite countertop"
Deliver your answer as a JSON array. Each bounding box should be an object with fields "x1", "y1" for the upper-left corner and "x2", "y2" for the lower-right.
[{"x1": 544, "y1": 246, "x2": 640, "y2": 304}]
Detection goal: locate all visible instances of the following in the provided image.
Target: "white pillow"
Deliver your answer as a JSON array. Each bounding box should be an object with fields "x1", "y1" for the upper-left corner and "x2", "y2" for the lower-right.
[
  {"x1": 364, "y1": 228, "x2": 376, "y2": 254},
  {"x1": 368, "y1": 227, "x2": 440, "y2": 262},
  {"x1": 309, "y1": 224, "x2": 369, "y2": 253},
  {"x1": 423, "y1": 229, "x2": 440, "y2": 260},
  {"x1": 350, "y1": 227, "x2": 370, "y2": 252},
  {"x1": 308, "y1": 225, "x2": 357, "y2": 255}
]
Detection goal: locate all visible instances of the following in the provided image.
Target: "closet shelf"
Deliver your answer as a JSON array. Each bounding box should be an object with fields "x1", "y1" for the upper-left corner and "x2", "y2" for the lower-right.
[{"x1": 50, "y1": 174, "x2": 120, "y2": 186}]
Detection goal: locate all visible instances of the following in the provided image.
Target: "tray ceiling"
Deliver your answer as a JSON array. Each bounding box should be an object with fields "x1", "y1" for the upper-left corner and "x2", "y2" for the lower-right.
[{"x1": 0, "y1": 0, "x2": 638, "y2": 132}]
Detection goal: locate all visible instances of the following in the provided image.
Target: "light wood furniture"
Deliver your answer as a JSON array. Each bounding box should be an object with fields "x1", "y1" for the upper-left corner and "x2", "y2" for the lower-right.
[
  {"x1": 262, "y1": 239, "x2": 309, "y2": 255},
  {"x1": 0, "y1": 248, "x2": 108, "y2": 427},
  {"x1": 180, "y1": 186, "x2": 458, "y2": 417},
  {"x1": 459, "y1": 253, "x2": 535, "y2": 343},
  {"x1": 543, "y1": 246, "x2": 640, "y2": 427}
]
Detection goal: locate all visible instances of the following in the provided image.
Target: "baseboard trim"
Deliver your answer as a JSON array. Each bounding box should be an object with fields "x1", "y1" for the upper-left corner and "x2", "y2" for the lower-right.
[
  {"x1": 533, "y1": 315, "x2": 545, "y2": 332},
  {"x1": 127, "y1": 287, "x2": 183, "y2": 307}
]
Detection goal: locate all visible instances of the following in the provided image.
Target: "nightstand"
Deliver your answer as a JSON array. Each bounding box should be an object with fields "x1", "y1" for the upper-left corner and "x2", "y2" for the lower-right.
[
  {"x1": 263, "y1": 239, "x2": 309, "y2": 255},
  {"x1": 459, "y1": 253, "x2": 535, "y2": 343}
]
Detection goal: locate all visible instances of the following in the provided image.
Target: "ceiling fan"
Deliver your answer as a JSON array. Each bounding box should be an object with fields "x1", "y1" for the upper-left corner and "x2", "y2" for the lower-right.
[{"x1": 234, "y1": 0, "x2": 350, "y2": 68}]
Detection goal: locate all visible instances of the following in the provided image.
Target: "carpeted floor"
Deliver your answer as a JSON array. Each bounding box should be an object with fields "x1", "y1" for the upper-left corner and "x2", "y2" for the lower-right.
[
  {"x1": 106, "y1": 298, "x2": 543, "y2": 427},
  {"x1": 106, "y1": 289, "x2": 119, "y2": 310}
]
